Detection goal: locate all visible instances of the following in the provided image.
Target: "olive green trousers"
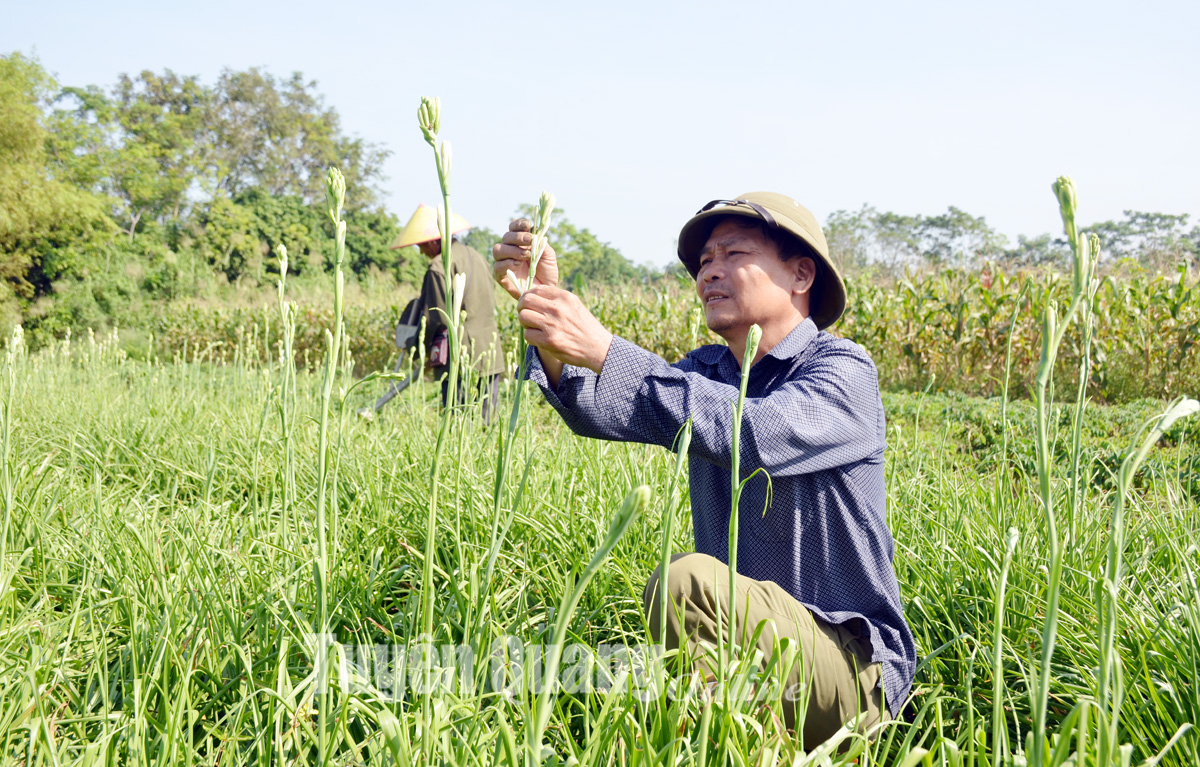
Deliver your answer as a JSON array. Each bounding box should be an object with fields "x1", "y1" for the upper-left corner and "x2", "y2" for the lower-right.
[{"x1": 642, "y1": 553, "x2": 886, "y2": 749}]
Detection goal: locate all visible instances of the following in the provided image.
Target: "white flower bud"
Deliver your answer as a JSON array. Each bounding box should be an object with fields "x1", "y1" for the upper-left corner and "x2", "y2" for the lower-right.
[
  {"x1": 325, "y1": 167, "x2": 346, "y2": 222},
  {"x1": 439, "y1": 141, "x2": 452, "y2": 194}
]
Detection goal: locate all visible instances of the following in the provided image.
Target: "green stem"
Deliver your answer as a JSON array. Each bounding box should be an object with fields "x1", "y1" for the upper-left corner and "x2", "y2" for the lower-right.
[
  {"x1": 1097, "y1": 397, "x2": 1198, "y2": 764},
  {"x1": 992, "y1": 527, "x2": 1019, "y2": 767},
  {"x1": 726, "y1": 325, "x2": 761, "y2": 666},
  {"x1": 528, "y1": 486, "x2": 650, "y2": 764},
  {"x1": 421, "y1": 139, "x2": 461, "y2": 641},
  {"x1": 657, "y1": 420, "x2": 693, "y2": 646},
  {"x1": 315, "y1": 176, "x2": 347, "y2": 767},
  {"x1": 1029, "y1": 185, "x2": 1089, "y2": 767},
  {"x1": 0, "y1": 337, "x2": 16, "y2": 566},
  {"x1": 485, "y1": 336, "x2": 532, "y2": 586}
]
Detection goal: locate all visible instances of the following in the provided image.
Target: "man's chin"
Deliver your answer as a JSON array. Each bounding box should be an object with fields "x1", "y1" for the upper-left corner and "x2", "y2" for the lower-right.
[{"x1": 705, "y1": 315, "x2": 738, "y2": 338}]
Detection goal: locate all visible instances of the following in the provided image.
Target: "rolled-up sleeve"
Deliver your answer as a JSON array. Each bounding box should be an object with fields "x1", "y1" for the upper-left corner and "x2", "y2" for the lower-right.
[{"x1": 526, "y1": 336, "x2": 880, "y2": 477}]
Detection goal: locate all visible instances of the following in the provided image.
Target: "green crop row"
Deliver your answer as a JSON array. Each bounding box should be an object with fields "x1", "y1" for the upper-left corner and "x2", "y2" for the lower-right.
[{"x1": 144, "y1": 262, "x2": 1200, "y2": 404}]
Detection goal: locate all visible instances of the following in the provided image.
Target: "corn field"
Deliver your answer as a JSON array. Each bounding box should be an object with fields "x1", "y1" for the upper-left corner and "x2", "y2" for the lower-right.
[{"x1": 148, "y1": 262, "x2": 1200, "y2": 405}]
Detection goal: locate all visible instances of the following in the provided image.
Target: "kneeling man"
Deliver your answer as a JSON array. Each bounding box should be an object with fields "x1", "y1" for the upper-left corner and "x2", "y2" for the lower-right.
[{"x1": 493, "y1": 194, "x2": 915, "y2": 748}]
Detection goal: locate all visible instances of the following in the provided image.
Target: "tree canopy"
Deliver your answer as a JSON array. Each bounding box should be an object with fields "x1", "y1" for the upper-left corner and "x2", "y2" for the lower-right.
[{"x1": 0, "y1": 53, "x2": 115, "y2": 307}]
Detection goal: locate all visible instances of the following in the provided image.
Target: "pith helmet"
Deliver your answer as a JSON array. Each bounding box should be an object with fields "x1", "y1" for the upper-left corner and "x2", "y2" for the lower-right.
[
  {"x1": 677, "y1": 192, "x2": 846, "y2": 330},
  {"x1": 391, "y1": 203, "x2": 472, "y2": 249}
]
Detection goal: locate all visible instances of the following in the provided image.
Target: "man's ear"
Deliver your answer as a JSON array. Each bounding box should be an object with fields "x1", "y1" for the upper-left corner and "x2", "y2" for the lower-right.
[{"x1": 793, "y1": 256, "x2": 817, "y2": 295}]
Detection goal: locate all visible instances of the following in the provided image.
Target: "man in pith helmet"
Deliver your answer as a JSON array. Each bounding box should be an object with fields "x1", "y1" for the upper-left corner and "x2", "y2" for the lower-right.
[
  {"x1": 393, "y1": 204, "x2": 505, "y2": 420},
  {"x1": 492, "y1": 193, "x2": 915, "y2": 747}
]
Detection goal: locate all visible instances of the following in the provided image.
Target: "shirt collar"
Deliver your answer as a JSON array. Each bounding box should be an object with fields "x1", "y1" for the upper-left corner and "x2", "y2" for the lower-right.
[
  {"x1": 687, "y1": 316, "x2": 819, "y2": 367},
  {"x1": 764, "y1": 317, "x2": 818, "y2": 362}
]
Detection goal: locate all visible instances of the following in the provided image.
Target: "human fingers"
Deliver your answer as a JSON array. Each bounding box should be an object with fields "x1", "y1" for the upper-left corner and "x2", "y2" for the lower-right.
[
  {"x1": 518, "y1": 287, "x2": 570, "y2": 318},
  {"x1": 501, "y1": 229, "x2": 535, "y2": 248},
  {"x1": 523, "y1": 284, "x2": 563, "y2": 300},
  {"x1": 517, "y1": 305, "x2": 549, "y2": 330},
  {"x1": 493, "y1": 242, "x2": 531, "y2": 301},
  {"x1": 493, "y1": 250, "x2": 528, "y2": 278},
  {"x1": 508, "y1": 218, "x2": 532, "y2": 233},
  {"x1": 522, "y1": 326, "x2": 551, "y2": 348},
  {"x1": 494, "y1": 238, "x2": 531, "y2": 261}
]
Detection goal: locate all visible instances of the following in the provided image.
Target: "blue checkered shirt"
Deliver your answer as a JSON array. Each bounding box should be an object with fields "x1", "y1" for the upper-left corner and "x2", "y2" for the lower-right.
[{"x1": 526, "y1": 317, "x2": 915, "y2": 714}]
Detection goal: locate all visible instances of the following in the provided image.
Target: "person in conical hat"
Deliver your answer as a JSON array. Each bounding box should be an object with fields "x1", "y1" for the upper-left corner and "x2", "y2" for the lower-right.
[
  {"x1": 491, "y1": 193, "x2": 914, "y2": 748},
  {"x1": 393, "y1": 204, "x2": 505, "y2": 421},
  {"x1": 391, "y1": 203, "x2": 473, "y2": 252}
]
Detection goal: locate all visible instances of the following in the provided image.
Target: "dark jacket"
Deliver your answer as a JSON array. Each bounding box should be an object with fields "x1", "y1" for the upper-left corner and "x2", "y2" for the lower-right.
[{"x1": 419, "y1": 240, "x2": 506, "y2": 377}]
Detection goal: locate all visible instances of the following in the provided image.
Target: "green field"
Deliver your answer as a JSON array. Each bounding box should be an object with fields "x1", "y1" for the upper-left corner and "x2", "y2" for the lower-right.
[{"x1": 1, "y1": 319, "x2": 1198, "y2": 766}]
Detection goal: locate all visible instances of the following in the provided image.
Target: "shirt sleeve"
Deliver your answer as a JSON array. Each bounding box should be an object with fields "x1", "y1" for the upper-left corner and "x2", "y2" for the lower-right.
[{"x1": 526, "y1": 336, "x2": 882, "y2": 476}]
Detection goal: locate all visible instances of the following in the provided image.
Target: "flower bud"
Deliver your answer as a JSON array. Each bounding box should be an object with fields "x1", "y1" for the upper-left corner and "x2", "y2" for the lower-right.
[
  {"x1": 418, "y1": 96, "x2": 441, "y2": 145},
  {"x1": 451, "y1": 271, "x2": 467, "y2": 326},
  {"x1": 325, "y1": 167, "x2": 346, "y2": 222},
  {"x1": 536, "y1": 191, "x2": 557, "y2": 231},
  {"x1": 1073, "y1": 233, "x2": 1087, "y2": 294},
  {"x1": 439, "y1": 140, "x2": 452, "y2": 193},
  {"x1": 745, "y1": 323, "x2": 763, "y2": 362},
  {"x1": 1052, "y1": 176, "x2": 1077, "y2": 246},
  {"x1": 529, "y1": 234, "x2": 547, "y2": 281},
  {"x1": 506, "y1": 268, "x2": 524, "y2": 294},
  {"x1": 277, "y1": 243, "x2": 289, "y2": 276}
]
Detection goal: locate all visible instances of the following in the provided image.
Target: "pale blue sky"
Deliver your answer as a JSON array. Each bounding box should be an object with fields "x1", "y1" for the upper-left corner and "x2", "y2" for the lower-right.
[{"x1": 5, "y1": 0, "x2": 1197, "y2": 267}]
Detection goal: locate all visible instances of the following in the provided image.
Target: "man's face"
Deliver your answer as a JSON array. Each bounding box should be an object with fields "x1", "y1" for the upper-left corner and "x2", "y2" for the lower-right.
[
  {"x1": 418, "y1": 239, "x2": 442, "y2": 258},
  {"x1": 695, "y1": 218, "x2": 812, "y2": 339}
]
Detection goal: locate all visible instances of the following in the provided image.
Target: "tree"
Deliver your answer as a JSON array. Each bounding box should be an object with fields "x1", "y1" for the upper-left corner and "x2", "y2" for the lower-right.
[
  {"x1": 0, "y1": 53, "x2": 115, "y2": 305},
  {"x1": 1001, "y1": 234, "x2": 1070, "y2": 269},
  {"x1": 111, "y1": 70, "x2": 210, "y2": 230},
  {"x1": 460, "y1": 226, "x2": 500, "y2": 264},
  {"x1": 53, "y1": 71, "x2": 210, "y2": 240},
  {"x1": 229, "y1": 189, "x2": 325, "y2": 277},
  {"x1": 197, "y1": 196, "x2": 257, "y2": 281},
  {"x1": 916, "y1": 207, "x2": 1007, "y2": 269},
  {"x1": 208, "y1": 68, "x2": 389, "y2": 211},
  {"x1": 340, "y1": 207, "x2": 402, "y2": 277},
  {"x1": 821, "y1": 206, "x2": 1007, "y2": 276},
  {"x1": 1089, "y1": 211, "x2": 1196, "y2": 271},
  {"x1": 870, "y1": 211, "x2": 923, "y2": 272},
  {"x1": 824, "y1": 206, "x2": 875, "y2": 276}
]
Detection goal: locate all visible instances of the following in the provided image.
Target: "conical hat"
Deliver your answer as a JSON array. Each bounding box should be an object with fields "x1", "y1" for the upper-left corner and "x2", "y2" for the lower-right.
[{"x1": 391, "y1": 203, "x2": 472, "y2": 249}]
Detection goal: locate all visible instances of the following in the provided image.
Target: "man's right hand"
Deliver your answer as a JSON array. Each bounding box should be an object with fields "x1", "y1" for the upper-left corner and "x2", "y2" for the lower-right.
[{"x1": 492, "y1": 218, "x2": 559, "y2": 300}]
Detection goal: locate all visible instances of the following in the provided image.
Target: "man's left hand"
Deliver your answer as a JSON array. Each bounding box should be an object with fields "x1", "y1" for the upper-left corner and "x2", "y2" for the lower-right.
[{"x1": 518, "y1": 285, "x2": 613, "y2": 374}]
